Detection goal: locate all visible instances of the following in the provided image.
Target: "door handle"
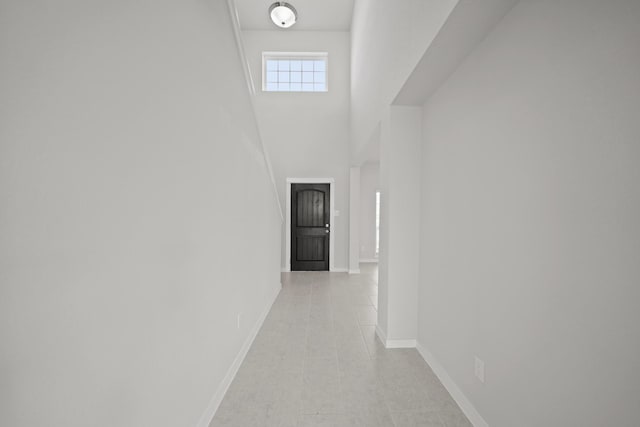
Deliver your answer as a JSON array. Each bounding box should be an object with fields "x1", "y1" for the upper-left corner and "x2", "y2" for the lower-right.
[
  {"x1": 325, "y1": 230, "x2": 329, "y2": 233},
  {"x1": 325, "y1": 224, "x2": 330, "y2": 228}
]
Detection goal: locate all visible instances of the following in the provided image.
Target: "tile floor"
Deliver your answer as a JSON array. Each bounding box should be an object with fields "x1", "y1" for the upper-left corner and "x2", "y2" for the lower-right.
[{"x1": 210, "y1": 264, "x2": 472, "y2": 427}]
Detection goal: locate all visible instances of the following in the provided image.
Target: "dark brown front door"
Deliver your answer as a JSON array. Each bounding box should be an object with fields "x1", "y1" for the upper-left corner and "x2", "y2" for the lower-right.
[{"x1": 291, "y1": 183, "x2": 330, "y2": 271}]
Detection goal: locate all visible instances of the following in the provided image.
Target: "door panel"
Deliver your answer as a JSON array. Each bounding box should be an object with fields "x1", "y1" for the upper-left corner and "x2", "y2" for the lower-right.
[
  {"x1": 296, "y1": 190, "x2": 325, "y2": 227},
  {"x1": 296, "y1": 236, "x2": 326, "y2": 261},
  {"x1": 291, "y1": 183, "x2": 330, "y2": 271}
]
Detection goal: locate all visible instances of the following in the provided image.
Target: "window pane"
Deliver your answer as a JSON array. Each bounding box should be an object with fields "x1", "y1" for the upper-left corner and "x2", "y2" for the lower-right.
[
  {"x1": 263, "y1": 54, "x2": 327, "y2": 92},
  {"x1": 266, "y1": 60, "x2": 278, "y2": 71},
  {"x1": 278, "y1": 60, "x2": 290, "y2": 71}
]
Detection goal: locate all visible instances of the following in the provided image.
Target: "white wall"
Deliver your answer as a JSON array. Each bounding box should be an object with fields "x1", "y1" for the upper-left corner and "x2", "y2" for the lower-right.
[
  {"x1": 0, "y1": 1, "x2": 281, "y2": 426},
  {"x1": 377, "y1": 107, "x2": 422, "y2": 342},
  {"x1": 349, "y1": 167, "x2": 361, "y2": 273},
  {"x1": 350, "y1": 0, "x2": 459, "y2": 160},
  {"x1": 418, "y1": 1, "x2": 640, "y2": 426},
  {"x1": 359, "y1": 162, "x2": 379, "y2": 261},
  {"x1": 242, "y1": 30, "x2": 351, "y2": 271}
]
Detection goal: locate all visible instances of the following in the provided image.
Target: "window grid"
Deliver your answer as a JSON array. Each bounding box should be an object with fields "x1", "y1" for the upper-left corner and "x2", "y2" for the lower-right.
[{"x1": 263, "y1": 55, "x2": 328, "y2": 92}]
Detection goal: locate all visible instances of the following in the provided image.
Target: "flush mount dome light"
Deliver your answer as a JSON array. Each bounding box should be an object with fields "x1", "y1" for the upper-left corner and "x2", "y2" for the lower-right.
[{"x1": 269, "y1": 2, "x2": 297, "y2": 28}]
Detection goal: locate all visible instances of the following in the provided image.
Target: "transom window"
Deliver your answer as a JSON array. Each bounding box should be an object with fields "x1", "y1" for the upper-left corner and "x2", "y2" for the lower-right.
[{"x1": 262, "y1": 52, "x2": 328, "y2": 92}]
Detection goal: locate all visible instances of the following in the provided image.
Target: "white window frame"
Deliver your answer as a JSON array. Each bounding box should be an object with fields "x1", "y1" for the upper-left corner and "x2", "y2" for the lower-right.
[{"x1": 262, "y1": 52, "x2": 329, "y2": 92}]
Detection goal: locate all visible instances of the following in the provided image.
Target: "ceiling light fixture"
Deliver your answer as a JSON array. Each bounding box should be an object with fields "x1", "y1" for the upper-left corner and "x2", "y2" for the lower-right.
[{"x1": 269, "y1": 2, "x2": 297, "y2": 29}]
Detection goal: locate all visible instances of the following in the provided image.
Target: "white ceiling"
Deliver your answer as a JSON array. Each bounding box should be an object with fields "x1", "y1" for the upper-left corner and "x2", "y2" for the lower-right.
[{"x1": 234, "y1": 0, "x2": 354, "y2": 31}]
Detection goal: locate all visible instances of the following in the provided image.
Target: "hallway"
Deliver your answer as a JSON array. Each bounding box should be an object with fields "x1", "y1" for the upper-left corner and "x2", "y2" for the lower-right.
[{"x1": 211, "y1": 264, "x2": 471, "y2": 427}]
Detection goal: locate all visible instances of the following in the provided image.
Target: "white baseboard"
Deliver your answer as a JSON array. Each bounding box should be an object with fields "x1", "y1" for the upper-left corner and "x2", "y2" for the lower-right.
[
  {"x1": 385, "y1": 339, "x2": 417, "y2": 348},
  {"x1": 375, "y1": 326, "x2": 416, "y2": 349},
  {"x1": 332, "y1": 268, "x2": 348, "y2": 273},
  {"x1": 416, "y1": 342, "x2": 489, "y2": 427},
  {"x1": 196, "y1": 282, "x2": 282, "y2": 427},
  {"x1": 348, "y1": 269, "x2": 361, "y2": 274},
  {"x1": 360, "y1": 258, "x2": 379, "y2": 263}
]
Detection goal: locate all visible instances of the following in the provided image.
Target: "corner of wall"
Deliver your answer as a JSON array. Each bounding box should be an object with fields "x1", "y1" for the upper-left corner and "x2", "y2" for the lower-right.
[
  {"x1": 415, "y1": 341, "x2": 489, "y2": 427},
  {"x1": 196, "y1": 281, "x2": 282, "y2": 427}
]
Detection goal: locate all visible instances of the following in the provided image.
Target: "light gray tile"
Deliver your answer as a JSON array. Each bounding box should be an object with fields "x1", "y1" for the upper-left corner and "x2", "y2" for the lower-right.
[
  {"x1": 306, "y1": 338, "x2": 337, "y2": 359},
  {"x1": 353, "y1": 407, "x2": 397, "y2": 427},
  {"x1": 299, "y1": 410, "x2": 394, "y2": 427},
  {"x1": 390, "y1": 411, "x2": 444, "y2": 427},
  {"x1": 438, "y1": 408, "x2": 473, "y2": 427},
  {"x1": 214, "y1": 266, "x2": 464, "y2": 427},
  {"x1": 210, "y1": 403, "x2": 268, "y2": 427},
  {"x1": 304, "y1": 356, "x2": 339, "y2": 381},
  {"x1": 264, "y1": 399, "x2": 300, "y2": 427},
  {"x1": 383, "y1": 385, "x2": 437, "y2": 412},
  {"x1": 298, "y1": 413, "x2": 351, "y2": 427},
  {"x1": 300, "y1": 381, "x2": 346, "y2": 414},
  {"x1": 356, "y1": 306, "x2": 378, "y2": 325},
  {"x1": 351, "y1": 293, "x2": 375, "y2": 306}
]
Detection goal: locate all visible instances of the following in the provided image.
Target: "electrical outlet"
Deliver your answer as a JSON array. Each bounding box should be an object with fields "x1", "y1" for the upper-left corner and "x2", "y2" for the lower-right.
[
  {"x1": 237, "y1": 313, "x2": 242, "y2": 330},
  {"x1": 475, "y1": 356, "x2": 485, "y2": 383}
]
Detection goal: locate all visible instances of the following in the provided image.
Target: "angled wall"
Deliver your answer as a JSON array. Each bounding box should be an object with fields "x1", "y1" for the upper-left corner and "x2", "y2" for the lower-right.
[{"x1": 350, "y1": 0, "x2": 459, "y2": 161}]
